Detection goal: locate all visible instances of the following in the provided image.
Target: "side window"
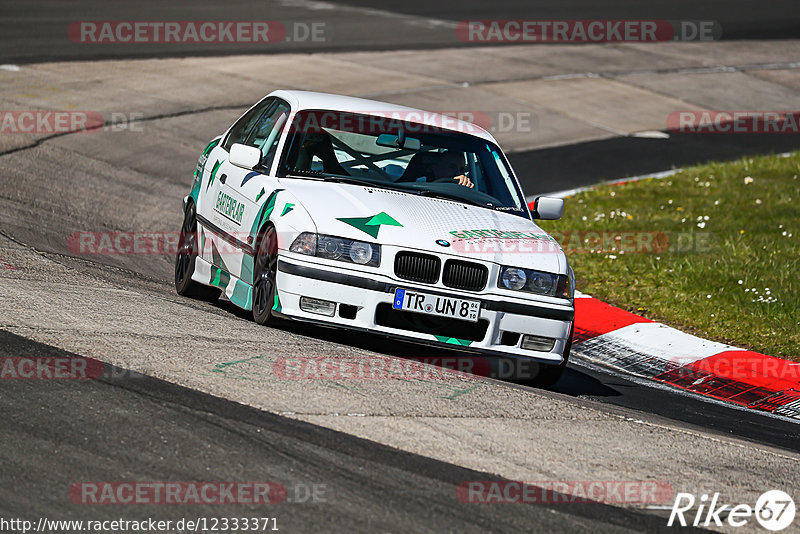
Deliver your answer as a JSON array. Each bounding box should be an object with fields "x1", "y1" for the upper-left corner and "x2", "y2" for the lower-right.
[
  {"x1": 222, "y1": 97, "x2": 275, "y2": 151},
  {"x1": 245, "y1": 101, "x2": 290, "y2": 171}
]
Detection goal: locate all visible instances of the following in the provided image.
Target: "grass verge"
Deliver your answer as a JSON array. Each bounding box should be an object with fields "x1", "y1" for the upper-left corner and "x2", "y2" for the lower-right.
[{"x1": 538, "y1": 152, "x2": 800, "y2": 361}]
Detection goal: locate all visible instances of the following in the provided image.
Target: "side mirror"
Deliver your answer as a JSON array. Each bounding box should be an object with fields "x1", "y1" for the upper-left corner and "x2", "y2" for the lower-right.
[
  {"x1": 230, "y1": 143, "x2": 262, "y2": 170},
  {"x1": 531, "y1": 196, "x2": 564, "y2": 220}
]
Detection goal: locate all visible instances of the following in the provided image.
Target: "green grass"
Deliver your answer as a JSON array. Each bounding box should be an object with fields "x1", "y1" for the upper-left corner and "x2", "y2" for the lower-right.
[{"x1": 538, "y1": 152, "x2": 800, "y2": 361}]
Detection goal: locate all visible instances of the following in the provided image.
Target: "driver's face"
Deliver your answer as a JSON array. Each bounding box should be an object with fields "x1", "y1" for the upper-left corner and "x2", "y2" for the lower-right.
[{"x1": 434, "y1": 154, "x2": 466, "y2": 176}]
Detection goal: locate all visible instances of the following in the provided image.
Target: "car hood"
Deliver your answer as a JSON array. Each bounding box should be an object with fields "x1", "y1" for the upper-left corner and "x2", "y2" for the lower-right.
[{"x1": 279, "y1": 179, "x2": 565, "y2": 273}]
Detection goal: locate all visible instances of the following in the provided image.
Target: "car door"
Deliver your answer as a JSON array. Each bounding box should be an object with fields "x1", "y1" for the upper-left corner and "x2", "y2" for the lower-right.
[
  {"x1": 196, "y1": 97, "x2": 274, "y2": 275},
  {"x1": 208, "y1": 98, "x2": 291, "y2": 283}
]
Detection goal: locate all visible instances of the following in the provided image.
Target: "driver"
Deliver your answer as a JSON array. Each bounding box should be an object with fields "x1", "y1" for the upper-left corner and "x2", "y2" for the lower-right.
[
  {"x1": 433, "y1": 151, "x2": 474, "y2": 188},
  {"x1": 400, "y1": 150, "x2": 474, "y2": 188}
]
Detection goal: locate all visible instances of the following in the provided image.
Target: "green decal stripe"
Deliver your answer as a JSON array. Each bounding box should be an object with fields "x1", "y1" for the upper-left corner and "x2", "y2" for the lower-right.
[
  {"x1": 249, "y1": 189, "x2": 284, "y2": 237},
  {"x1": 202, "y1": 138, "x2": 221, "y2": 157},
  {"x1": 241, "y1": 255, "x2": 254, "y2": 285},
  {"x1": 272, "y1": 293, "x2": 282, "y2": 312},
  {"x1": 260, "y1": 190, "x2": 280, "y2": 225},
  {"x1": 230, "y1": 279, "x2": 253, "y2": 311},
  {"x1": 280, "y1": 203, "x2": 295, "y2": 216},
  {"x1": 207, "y1": 160, "x2": 222, "y2": 191},
  {"x1": 195, "y1": 138, "x2": 221, "y2": 178},
  {"x1": 244, "y1": 189, "x2": 284, "y2": 289},
  {"x1": 210, "y1": 265, "x2": 231, "y2": 289},
  {"x1": 189, "y1": 176, "x2": 202, "y2": 204},
  {"x1": 210, "y1": 240, "x2": 229, "y2": 273},
  {"x1": 209, "y1": 266, "x2": 251, "y2": 310},
  {"x1": 192, "y1": 139, "x2": 221, "y2": 200},
  {"x1": 434, "y1": 335, "x2": 473, "y2": 346}
]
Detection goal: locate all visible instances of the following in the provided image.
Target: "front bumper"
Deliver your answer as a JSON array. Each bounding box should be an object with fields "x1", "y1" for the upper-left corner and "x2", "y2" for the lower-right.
[{"x1": 275, "y1": 255, "x2": 574, "y2": 365}]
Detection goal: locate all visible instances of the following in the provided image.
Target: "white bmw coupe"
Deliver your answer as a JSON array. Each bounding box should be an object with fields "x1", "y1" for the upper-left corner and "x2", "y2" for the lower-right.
[{"x1": 176, "y1": 90, "x2": 574, "y2": 385}]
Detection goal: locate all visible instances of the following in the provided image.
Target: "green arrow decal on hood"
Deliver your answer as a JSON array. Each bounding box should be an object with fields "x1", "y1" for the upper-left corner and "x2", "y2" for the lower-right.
[{"x1": 337, "y1": 212, "x2": 402, "y2": 238}]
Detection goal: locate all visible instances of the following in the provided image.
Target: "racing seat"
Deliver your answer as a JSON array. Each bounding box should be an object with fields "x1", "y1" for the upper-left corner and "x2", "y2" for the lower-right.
[{"x1": 293, "y1": 132, "x2": 348, "y2": 175}]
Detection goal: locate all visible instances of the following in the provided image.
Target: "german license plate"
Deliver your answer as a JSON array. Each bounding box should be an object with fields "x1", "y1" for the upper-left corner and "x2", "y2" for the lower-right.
[{"x1": 392, "y1": 288, "x2": 480, "y2": 322}]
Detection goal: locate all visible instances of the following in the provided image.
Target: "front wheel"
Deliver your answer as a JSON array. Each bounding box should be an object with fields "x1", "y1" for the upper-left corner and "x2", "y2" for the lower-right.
[
  {"x1": 175, "y1": 203, "x2": 220, "y2": 301},
  {"x1": 252, "y1": 225, "x2": 279, "y2": 325}
]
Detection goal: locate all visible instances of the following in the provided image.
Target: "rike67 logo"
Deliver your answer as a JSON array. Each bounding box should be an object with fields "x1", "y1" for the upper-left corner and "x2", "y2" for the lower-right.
[{"x1": 668, "y1": 490, "x2": 795, "y2": 531}]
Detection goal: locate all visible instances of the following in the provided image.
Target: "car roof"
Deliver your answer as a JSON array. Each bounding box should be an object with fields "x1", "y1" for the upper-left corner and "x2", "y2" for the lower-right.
[{"x1": 268, "y1": 89, "x2": 497, "y2": 143}]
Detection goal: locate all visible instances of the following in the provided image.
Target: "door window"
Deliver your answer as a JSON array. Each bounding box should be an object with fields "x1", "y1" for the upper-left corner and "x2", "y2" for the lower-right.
[{"x1": 222, "y1": 97, "x2": 275, "y2": 151}]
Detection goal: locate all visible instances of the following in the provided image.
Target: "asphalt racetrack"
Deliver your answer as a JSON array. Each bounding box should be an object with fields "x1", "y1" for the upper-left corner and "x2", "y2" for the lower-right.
[{"x1": 1, "y1": 2, "x2": 799, "y2": 532}]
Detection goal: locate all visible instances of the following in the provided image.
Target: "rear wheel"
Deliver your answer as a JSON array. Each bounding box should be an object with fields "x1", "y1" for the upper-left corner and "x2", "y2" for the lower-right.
[
  {"x1": 175, "y1": 202, "x2": 220, "y2": 301},
  {"x1": 252, "y1": 225, "x2": 279, "y2": 325}
]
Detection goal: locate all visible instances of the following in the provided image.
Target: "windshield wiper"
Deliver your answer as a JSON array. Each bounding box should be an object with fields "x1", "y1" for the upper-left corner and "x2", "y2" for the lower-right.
[
  {"x1": 285, "y1": 168, "x2": 328, "y2": 179},
  {"x1": 285, "y1": 170, "x2": 498, "y2": 209},
  {"x1": 412, "y1": 189, "x2": 493, "y2": 208},
  {"x1": 322, "y1": 176, "x2": 379, "y2": 187},
  {"x1": 288, "y1": 169, "x2": 417, "y2": 192},
  {"x1": 286, "y1": 168, "x2": 376, "y2": 187}
]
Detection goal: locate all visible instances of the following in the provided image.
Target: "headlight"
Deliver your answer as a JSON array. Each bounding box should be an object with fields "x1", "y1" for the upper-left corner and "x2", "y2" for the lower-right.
[
  {"x1": 528, "y1": 271, "x2": 554, "y2": 294},
  {"x1": 498, "y1": 266, "x2": 570, "y2": 298},
  {"x1": 348, "y1": 241, "x2": 374, "y2": 265},
  {"x1": 501, "y1": 267, "x2": 527, "y2": 290},
  {"x1": 289, "y1": 233, "x2": 380, "y2": 267},
  {"x1": 317, "y1": 236, "x2": 346, "y2": 260}
]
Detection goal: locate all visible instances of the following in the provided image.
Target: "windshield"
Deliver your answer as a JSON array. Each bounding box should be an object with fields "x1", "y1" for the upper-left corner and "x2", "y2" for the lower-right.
[{"x1": 278, "y1": 110, "x2": 529, "y2": 218}]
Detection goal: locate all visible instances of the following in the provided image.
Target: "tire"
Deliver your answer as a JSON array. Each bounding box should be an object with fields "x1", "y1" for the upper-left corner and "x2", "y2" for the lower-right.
[
  {"x1": 174, "y1": 202, "x2": 221, "y2": 301},
  {"x1": 252, "y1": 225, "x2": 279, "y2": 325},
  {"x1": 528, "y1": 323, "x2": 574, "y2": 388}
]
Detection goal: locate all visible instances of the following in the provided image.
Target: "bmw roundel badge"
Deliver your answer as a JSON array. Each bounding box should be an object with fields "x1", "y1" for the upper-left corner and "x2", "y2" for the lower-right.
[{"x1": 436, "y1": 239, "x2": 451, "y2": 247}]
